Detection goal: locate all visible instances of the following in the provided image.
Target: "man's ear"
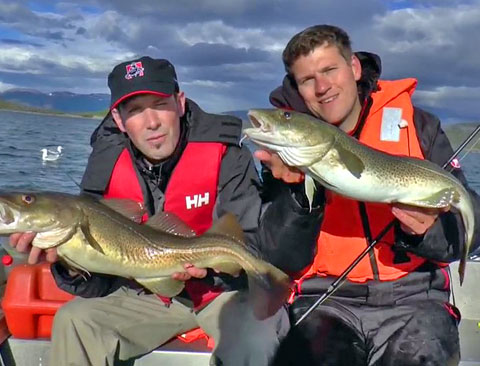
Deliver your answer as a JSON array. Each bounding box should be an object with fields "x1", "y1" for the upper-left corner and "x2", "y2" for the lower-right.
[
  {"x1": 111, "y1": 108, "x2": 126, "y2": 132},
  {"x1": 351, "y1": 54, "x2": 362, "y2": 82},
  {"x1": 175, "y1": 91, "x2": 186, "y2": 117}
]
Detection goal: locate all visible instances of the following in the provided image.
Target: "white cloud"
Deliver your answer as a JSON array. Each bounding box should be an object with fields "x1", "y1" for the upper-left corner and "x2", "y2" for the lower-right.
[
  {"x1": 178, "y1": 20, "x2": 290, "y2": 52},
  {"x1": 0, "y1": 81, "x2": 16, "y2": 92},
  {"x1": 0, "y1": 0, "x2": 479, "y2": 121},
  {"x1": 414, "y1": 86, "x2": 480, "y2": 122}
]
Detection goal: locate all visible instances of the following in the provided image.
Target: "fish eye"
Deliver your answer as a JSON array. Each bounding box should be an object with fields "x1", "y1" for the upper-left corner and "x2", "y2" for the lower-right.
[
  {"x1": 22, "y1": 195, "x2": 35, "y2": 204},
  {"x1": 283, "y1": 111, "x2": 291, "y2": 119}
]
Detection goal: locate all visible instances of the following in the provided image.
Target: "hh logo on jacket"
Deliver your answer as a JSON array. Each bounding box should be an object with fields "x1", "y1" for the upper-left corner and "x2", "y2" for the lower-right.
[{"x1": 186, "y1": 193, "x2": 210, "y2": 209}]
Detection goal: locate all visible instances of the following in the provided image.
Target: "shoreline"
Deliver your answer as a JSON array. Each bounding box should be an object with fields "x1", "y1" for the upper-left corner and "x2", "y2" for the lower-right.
[{"x1": 0, "y1": 107, "x2": 104, "y2": 120}]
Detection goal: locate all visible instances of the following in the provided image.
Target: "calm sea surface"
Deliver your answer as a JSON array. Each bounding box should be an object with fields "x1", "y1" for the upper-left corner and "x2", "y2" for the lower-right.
[{"x1": 0, "y1": 110, "x2": 479, "y2": 194}]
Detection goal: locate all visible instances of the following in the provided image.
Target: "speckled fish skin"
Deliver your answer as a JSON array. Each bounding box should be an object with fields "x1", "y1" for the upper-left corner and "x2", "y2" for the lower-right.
[
  {"x1": 0, "y1": 192, "x2": 291, "y2": 310},
  {"x1": 244, "y1": 108, "x2": 475, "y2": 284}
]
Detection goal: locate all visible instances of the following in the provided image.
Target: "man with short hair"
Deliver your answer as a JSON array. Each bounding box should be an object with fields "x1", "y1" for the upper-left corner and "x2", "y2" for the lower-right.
[
  {"x1": 256, "y1": 25, "x2": 480, "y2": 365},
  {"x1": 10, "y1": 56, "x2": 323, "y2": 366}
]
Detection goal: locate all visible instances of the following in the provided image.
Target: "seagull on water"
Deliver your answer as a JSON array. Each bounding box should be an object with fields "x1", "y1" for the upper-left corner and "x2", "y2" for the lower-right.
[{"x1": 41, "y1": 146, "x2": 63, "y2": 162}]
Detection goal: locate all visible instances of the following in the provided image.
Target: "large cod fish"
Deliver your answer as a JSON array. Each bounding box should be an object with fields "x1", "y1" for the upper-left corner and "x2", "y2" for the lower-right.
[
  {"x1": 244, "y1": 108, "x2": 475, "y2": 284},
  {"x1": 0, "y1": 192, "x2": 291, "y2": 317}
]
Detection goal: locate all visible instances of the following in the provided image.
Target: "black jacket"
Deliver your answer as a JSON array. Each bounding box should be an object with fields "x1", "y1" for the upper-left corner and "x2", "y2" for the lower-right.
[
  {"x1": 51, "y1": 99, "x2": 324, "y2": 297},
  {"x1": 269, "y1": 52, "x2": 480, "y2": 265}
]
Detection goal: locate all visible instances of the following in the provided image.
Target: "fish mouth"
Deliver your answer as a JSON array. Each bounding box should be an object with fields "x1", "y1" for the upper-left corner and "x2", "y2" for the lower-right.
[
  {"x1": 244, "y1": 112, "x2": 293, "y2": 152},
  {"x1": 247, "y1": 111, "x2": 272, "y2": 132},
  {"x1": 247, "y1": 111, "x2": 261, "y2": 128},
  {"x1": 0, "y1": 203, "x2": 17, "y2": 228},
  {"x1": 245, "y1": 111, "x2": 276, "y2": 143}
]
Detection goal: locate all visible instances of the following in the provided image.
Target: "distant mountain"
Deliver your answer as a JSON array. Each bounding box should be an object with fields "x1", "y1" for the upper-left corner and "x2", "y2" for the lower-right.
[
  {"x1": 222, "y1": 110, "x2": 251, "y2": 128},
  {"x1": 0, "y1": 88, "x2": 109, "y2": 114},
  {"x1": 223, "y1": 110, "x2": 248, "y2": 120}
]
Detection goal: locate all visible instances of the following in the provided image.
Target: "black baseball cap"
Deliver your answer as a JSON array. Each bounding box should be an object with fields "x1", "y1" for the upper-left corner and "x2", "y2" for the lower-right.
[{"x1": 108, "y1": 56, "x2": 179, "y2": 110}]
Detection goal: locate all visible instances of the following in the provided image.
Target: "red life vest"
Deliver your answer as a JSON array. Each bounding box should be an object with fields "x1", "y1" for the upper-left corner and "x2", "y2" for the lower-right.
[
  {"x1": 305, "y1": 78, "x2": 430, "y2": 283},
  {"x1": 104, "y1": 141, "x2": 227, "y2": 306}
]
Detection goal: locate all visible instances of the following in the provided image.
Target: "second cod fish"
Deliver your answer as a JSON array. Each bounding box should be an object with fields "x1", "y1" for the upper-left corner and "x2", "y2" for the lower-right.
[
  {"x1": 0, "y1": 192, "x2": 291, "y2": 318},
  {"x1": 244, "y1": 108, "x2": 475, "y2": 284}
]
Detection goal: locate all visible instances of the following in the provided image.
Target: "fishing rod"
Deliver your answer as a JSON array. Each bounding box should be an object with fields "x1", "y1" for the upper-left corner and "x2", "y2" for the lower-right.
[
  {"x1": 295, "y1": 123, "x2": 480, "y2": 327},
  {"x1": 445, "y1": 125, "x2": 480, "y2": 169}
]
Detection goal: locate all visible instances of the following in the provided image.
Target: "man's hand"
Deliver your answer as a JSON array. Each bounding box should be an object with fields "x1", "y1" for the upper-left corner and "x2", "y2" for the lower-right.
[
  {"x1": 171, "y1": 264, "x2": 208, "y2": 281},
  {"x1": 254, "y1": 150, "x2": 304, "y2": 183},
  {"x1": 9, "y1": 232, "x2": 58, "y2": 264},
  {"x1": 391, "y1": 203, "x2": 449, "y2": 236}
]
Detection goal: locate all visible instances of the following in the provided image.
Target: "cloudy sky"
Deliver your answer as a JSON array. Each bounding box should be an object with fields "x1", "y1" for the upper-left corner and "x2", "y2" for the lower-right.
[{"x1": 0, "y1": 0, "x2": 479, "y2": 123}]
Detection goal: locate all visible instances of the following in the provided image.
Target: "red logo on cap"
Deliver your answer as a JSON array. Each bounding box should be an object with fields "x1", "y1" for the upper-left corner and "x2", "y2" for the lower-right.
[{"x1": 125, "y1": 62, "x2": 144, "y2": 80}]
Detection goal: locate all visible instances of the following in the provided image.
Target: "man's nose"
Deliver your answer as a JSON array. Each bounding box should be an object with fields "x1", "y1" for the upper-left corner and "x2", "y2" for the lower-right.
[
  {"x1": 314, "y1": 76, "x2": 331, "y2": 95},
  {"x1": 144, "y1": 108, "x2": 160, "y2": 129}
]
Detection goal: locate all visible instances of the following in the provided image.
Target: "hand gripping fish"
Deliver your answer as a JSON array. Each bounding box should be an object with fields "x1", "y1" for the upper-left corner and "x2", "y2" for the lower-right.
[
  {"x1": 244, "y1": 108, "x2": 475, "y2": 284},
  {"x1": 0, "y1": 192, "x2": 291, "y2": 318}
]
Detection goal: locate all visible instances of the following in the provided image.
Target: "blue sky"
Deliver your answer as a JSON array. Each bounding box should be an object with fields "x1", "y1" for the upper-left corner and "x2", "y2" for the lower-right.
[{"x1": 0, "y1": 0, "x2": 479, "y2": 123}]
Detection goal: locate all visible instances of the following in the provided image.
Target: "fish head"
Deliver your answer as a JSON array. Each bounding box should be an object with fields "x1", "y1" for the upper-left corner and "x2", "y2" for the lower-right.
[
  {"x1": 244, "y1": 108, "x2": 336, "y2": 166},
  {"x1": 0, "y1": 192, "x2": 84, "y2": 248}
]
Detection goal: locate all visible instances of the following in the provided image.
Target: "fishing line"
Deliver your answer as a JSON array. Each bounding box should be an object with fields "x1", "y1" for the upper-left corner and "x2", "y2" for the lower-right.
[
  {"x1": 295, "y1": 123, "x2": 480, "y2": 327},
  {"x1": 444, "y1": 125, "x2": 480, "y2": 171},
  {"x1": 448, "y1": 131, "x2": 480, "y2": 171},
  {"x1": 65, "y1": 172, "x2": 81, "y2": 189}
]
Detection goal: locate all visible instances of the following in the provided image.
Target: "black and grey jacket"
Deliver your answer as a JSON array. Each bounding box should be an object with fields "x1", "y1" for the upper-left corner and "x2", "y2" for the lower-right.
[
  {"x1": 51, "y1": 99, "x2": 324, "y2": 298},
  {"x1": 269, "y1": 52, "x2": 480, "y2": 265}
]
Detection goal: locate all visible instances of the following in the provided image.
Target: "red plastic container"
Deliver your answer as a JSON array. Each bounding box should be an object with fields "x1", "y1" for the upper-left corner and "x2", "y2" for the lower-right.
[
  {"x1": 1, "y1": 263, "x2": 212, "y2": 347},
  {"x1": 1, "y1": 263, "x2": 73, "y2": 339}
]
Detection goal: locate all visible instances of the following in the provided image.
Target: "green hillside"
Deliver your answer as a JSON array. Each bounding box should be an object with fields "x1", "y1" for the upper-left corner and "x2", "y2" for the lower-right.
[
  {"x1": 444, "y1": 123, "x2": 480, "y2": 152},
  {"x1": 78, "y1": 109, "x2": 108, "y2": 119},
  {"x1": 0, "y1": 98, "x2": 65, "y2": 115},
  {"x1": 0, "y1": 99, "x2": 103, "y2": 119}
]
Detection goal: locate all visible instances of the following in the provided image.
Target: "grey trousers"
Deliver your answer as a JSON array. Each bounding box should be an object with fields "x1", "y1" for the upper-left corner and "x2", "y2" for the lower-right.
[{"x1": 50, "y1": 287, "x2": 289, "y2": 366}]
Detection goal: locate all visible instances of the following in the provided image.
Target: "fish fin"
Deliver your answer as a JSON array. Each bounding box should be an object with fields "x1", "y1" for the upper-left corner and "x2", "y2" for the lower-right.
[
  {"x1": 211, "y1": 261, "x2": 243, "y2": 277},
  {"x1": 206, "y1": 213, "x2": 245, "y2": 243},
  {"x1": 59, "y1": 255, "x2": 91, "y2": 277},
  {"x1": 459, "y1": 258, "x2": 466, "y2": 286},
  {"x1": 80, "y1": 224, "x2": 105, "y2": 255},
  {"x1": 100, "y1": 198, "x2": 146, "y2": 223},
  {"x1": 452, "y1": 190, "x2": 475, "y2": 286},
  {"x1": 135, "y1": 277, "x2": 185, "y2": 297},
  {"x1": 400, "y1": 188, "x2": 457, "y2": 208},
  {"x1": 146, "y1": 211, "x2": 197, "y2": 237},
  {"x1": 33, "y1": 226, "x2": 77, "y2": 249},
  {"x1": 304, "y1": 175, "x2": 316, "y2": 212},
  {"x1": 333, "y1": 145, "x2": 365, "y2": 179}
]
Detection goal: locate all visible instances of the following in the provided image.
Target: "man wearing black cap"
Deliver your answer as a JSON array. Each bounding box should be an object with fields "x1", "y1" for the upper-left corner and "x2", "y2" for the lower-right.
[{"x1": 8, "y1": 56, "x2": 323, "y2": 365}]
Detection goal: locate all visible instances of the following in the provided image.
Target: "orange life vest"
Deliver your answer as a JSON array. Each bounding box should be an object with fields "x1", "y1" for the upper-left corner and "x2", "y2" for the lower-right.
[{"x1": 305, "y1": 78, "x2": 429, "y2": 283}]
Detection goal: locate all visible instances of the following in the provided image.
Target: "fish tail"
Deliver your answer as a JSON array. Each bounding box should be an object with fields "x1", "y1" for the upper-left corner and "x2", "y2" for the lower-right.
[{"x1": 455, "y1": 189, "x2": 475, "y2": 286}]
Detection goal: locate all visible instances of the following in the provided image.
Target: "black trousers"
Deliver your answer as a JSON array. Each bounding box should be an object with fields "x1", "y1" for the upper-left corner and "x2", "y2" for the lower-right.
[{"x1": 272, "y1": 269, "x2": 460, "y2": 366}]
